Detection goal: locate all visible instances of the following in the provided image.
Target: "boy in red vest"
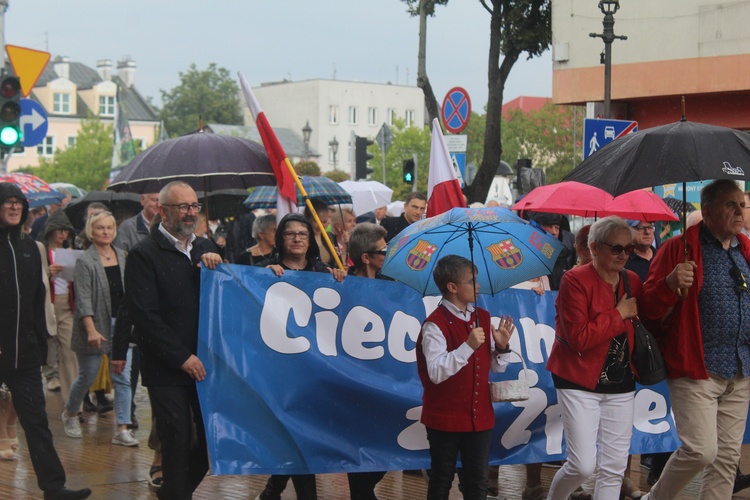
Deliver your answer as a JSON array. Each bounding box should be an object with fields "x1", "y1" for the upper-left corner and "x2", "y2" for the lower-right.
[{"x1": 416, "y1": 254, "x2": 515, "y2": 499}]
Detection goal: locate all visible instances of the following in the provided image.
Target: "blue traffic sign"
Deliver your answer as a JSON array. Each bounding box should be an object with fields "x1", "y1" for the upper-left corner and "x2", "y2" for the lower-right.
[
  {"x1": 20, "y1": 98, "x2": 48, "y2": 147},
  {"x1": 583, "y1": 118, "x2": 637, "y2": 159},
  {"x1": 441, "y1": 87, "x2": 471, "y2": 134},
  {"x1": 451, "y1": 152, "x2": 466, "y2": 187}
]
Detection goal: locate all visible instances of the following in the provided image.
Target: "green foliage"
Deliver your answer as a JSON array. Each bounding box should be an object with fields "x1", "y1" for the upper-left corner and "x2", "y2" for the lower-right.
[
  {"x1": 370, "y1": 118, "x2": 431, "y2": 201},
  {"x1": 401, "y1": 0, "x2": 450, "y2": 16},
  {"x1": 464, "y1": 112, "x2": 487, "y2": 167},
  {"x1": 295, "y1": 160, "x2": 321, "y2": 177},
  {"x1": 159, "y1": 63, "x2": 242, "y2": 138},
  {"x1": 501, "y1": 102, "x2": 584, "y2": 184},
  {"x1": 323, "y1": 170, "x2": 349, "y2": 183},
  {"x1": 18, "y1": 116, "x2": 113, "y2": 191}
]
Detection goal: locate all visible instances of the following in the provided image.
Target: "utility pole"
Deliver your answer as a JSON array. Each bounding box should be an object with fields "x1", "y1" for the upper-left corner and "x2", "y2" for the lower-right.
[{"x1": 589, "y1": 1, "x2": 627, "y2": 119}]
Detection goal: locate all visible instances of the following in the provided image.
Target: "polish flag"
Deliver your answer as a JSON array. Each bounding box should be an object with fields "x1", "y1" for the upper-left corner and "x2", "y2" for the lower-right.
[
  {"x1": 239, "y1": 72, "x2": 296, "y2": 221},
  {"x1": 427, "y1": 118, "x2": 466, "y2": 217}
]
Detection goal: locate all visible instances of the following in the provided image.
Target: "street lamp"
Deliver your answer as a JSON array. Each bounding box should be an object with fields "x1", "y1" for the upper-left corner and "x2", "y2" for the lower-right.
[
  {"x1": 329, "y1": 136, "x2": 339, "y2": 170},
  {"x1": 302, "y1": 120, "x2": 312, "y2": 160},
  {"x1": 589, "y1": 0, "x2": 627, "y2": 119}
]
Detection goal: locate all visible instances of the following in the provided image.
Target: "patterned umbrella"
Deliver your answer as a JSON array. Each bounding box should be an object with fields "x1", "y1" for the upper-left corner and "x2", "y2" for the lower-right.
[
  {"x1": 243, "y1": 176, "x2": 352, "y2": 209},
  {"x1": 0, "y1": 172, "x2": 65, "y2": 208}
]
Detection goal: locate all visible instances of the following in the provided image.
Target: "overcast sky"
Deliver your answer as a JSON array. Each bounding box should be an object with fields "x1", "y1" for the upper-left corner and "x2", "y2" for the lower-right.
[{"x1": 4, "y1": 0, "x2": 552, "y2": 110}]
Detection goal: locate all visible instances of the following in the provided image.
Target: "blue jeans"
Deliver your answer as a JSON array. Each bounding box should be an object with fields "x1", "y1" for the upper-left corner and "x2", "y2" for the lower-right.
[{"x1": 65, "y1": 347, "x2": 133, "y2": 426}]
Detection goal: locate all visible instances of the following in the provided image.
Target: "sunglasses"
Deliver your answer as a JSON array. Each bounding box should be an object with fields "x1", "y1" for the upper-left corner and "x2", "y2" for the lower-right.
[
  {"x1": 730, "y1": 266, "x2": 749, "y2": 293},
  {"x1": 367, "y1": 248, "x2": 388, "y2": 256},
  {"x1": 599, "y1": 242, "x2": 636, "y2": 256}
]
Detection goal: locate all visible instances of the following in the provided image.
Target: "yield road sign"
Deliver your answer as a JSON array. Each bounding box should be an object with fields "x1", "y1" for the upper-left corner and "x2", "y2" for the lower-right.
[
  {"x1": 6, "y1": 45, "x2": 51, "y2": 97},
  {"x1": 20, "y1": 99, "x2": 48, "y2": 147},
  {"x1": 441, "y1": 87, "x2": 471, "y2": 134},
  {"x1": 584, "y1": 118, "x2": 638, "y2": 158}
]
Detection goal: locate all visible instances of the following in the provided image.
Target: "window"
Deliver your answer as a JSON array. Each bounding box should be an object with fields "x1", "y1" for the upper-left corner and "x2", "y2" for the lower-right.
[
  {"x1": 37, "y1": 136, "x2": 54, "y2": 156},
  {"x1": 405, "y1": 109, "x2": 415, "y2": 127},
  {"x1": 368, "y1": 107, "x2": 377, "y2": 126},
  {"x1": 329, "y1": 105, "x2": 339, "y2": 124},
  {"x1": 67, "y1": 136, "x2": 76, "y2": 148},
  {"x1": 348, "y1": 106, "x2": 358, "y2": 125},
  {"x1": 53, "y1": 93, "x2": 70, "y2": 114},
  {"x1": 134, "y1": 138, "x2": 144, "y2": 150},
  {"x1": 387, "y1": 108, "x2": 397, "y2": 126},
  {"x1": 99, "y1": 95, "x2": 115, "y2": 116}
]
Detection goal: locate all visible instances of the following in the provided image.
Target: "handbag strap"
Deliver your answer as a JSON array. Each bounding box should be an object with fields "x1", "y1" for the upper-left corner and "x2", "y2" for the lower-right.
[{"x1": 620, "y1": 269, "x2": 631, "y2": 298}]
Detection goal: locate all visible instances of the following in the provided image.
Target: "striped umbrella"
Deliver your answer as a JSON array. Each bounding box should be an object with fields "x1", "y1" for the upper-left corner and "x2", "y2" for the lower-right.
[{"x1": 244, "y1": 176, "x2": 352, "y2": 209}]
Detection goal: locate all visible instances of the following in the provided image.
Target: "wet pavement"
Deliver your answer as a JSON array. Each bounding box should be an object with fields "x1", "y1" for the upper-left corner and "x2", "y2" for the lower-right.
[{"x1": 2, "y1": 385, "x2": 750, "y2": 499}]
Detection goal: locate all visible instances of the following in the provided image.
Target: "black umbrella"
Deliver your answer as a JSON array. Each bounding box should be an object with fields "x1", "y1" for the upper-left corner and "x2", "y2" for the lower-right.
[
  {"x1": 662, "y1": 196, "x2": 696, "y2": 215},
  {"x1": 195, "y1": 189, "x2": 251, "y2": 221},
  {"x1": 64, "y1": 191, "x2": 142, "y2": 230},
  {"x1": 107, "y1": 131, "x2": 277, "y2": 195},
  {"x1": 563, "y1": 119, "x2": 750, "y2": 195}
]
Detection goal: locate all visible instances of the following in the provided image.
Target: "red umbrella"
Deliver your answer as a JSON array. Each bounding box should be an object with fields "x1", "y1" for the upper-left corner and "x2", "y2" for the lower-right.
[{"x1": 512, "y1": 181, "x2": 678, "y2": 222}]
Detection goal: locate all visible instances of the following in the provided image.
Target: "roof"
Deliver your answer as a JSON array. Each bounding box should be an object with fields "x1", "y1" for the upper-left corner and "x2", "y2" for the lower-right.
[
  {"x1": 206, "y1": 123, "x2": 318, "y2": 158},
  {"x1": 502, "y1": 96, "x2": 551, "y2": 119},
  {"x1": 31, "y1": 59, "x2": 158, "y2": 121}
]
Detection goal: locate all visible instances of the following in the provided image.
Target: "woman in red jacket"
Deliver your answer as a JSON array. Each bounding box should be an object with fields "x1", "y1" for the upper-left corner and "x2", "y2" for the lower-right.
[{"x1": 546, "y1": 216, "x2": 642, "y2": 499}]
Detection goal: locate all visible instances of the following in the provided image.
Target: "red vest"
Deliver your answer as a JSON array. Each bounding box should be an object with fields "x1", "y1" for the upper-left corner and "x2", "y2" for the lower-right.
[{"x1": 416, "y1": 305, "x2": 495, "y2": 432}]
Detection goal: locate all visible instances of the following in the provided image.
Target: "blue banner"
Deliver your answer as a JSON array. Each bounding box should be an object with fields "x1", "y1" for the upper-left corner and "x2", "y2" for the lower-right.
[{"x1": 198, "y1": 265, "x2": 687, "y2": 476}]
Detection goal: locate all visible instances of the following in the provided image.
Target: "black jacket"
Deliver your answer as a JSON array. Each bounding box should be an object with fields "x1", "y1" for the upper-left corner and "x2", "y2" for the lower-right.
[
  {"x1": 381, "y1": 214, "x2": 411, "y2": 242},
  {"x1": 0, "y1": 183, "x2": 49, "y2": 371},
  {"x1": 124, "y1": 226, "x2": 217, "y2": 387}
]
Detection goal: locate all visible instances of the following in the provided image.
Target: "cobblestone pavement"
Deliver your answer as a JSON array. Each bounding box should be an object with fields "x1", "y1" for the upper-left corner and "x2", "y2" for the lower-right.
[{"x1": 1, "y1": 384, "x2": 750, "y2": 499}]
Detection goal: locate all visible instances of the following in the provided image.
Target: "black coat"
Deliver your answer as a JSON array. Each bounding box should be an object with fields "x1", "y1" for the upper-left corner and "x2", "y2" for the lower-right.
[
  {"x1": 381, "y1": 214, "x2": 411, "y2": 243},
  {"x1": 124, "y1": 226, "x2": 217, "y2": 387},
  {"x1": 0, "y1": 184, "x2": 48, "y2": 371}
]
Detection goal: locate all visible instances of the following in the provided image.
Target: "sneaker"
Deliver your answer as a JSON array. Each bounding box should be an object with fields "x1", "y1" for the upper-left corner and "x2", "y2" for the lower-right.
[
  {"x1": 82, "y1": 396, "x2": 97, "y2": 413},
  {"x1": 111, "y1": 429, "x2": 139, "y2": 447},
  {"x1": 46, "y1": 378, "x2": 61, "y2": 391},
  {"x1": 61, "y1": 411, "x2": 82, "y2": 439},
  {"x1": 522, "y1": 484, "x2": 546, "y2": 500}
]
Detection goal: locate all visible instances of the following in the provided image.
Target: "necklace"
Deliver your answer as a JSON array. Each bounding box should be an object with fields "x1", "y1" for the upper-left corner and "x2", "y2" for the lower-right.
[{"x1": 98, "y1": 248, "x2": 114, "y2": 261}]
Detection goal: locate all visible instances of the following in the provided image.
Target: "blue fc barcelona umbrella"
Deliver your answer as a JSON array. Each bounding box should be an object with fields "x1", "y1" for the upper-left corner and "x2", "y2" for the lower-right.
[{"x1": 380, "y1": 207, "x2": 563, "y2": 297}]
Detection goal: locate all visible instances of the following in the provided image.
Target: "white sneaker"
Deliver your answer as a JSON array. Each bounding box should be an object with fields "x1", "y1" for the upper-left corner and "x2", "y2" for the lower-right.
[
  {"x1": 112, "y1": 429, "x2": 139, "y2": 447},
  {"x1": 61, "y1": 411, "x2": 82, "y2": 438},
  {"x1": 46, "y1": 378, "x2": 61, "y2": 391}
]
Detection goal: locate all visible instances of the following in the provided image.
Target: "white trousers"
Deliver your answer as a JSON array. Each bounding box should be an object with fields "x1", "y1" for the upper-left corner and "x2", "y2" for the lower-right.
[{"x1": 547, "y1": 389, "x2": 635, "y2": 500}]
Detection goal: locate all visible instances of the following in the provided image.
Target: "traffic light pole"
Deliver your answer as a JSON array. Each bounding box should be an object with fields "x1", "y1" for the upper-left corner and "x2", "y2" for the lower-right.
[
  {"x1": 381, "y1": 143, "x2": 386, "y2": 185},
  {"x1": 412, "y1": 153, "x2": 418, "y2": 193}
]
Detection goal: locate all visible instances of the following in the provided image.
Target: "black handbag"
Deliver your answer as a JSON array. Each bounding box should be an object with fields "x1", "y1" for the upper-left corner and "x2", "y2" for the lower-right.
[{"x1": 621, "y1": 271, "x2": 667, "y2": 385}]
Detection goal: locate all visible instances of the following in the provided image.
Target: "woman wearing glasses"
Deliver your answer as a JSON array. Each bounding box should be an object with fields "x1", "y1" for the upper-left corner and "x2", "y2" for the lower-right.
[
  {"x1": 546, "y1": 216, "x2": 642, "y2": 500},
  {"x1": 61, "y1": 212, "x2": 138, "y2": 447}
]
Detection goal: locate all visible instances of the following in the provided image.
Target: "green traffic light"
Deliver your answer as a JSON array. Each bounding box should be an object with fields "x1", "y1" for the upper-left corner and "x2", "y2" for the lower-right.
[
  {"x1": 404, "y1": 173, "x2": 413, "y2": 182},
  {"x1": 0, "y1": 125, "x2": 21, "y2": 146}
]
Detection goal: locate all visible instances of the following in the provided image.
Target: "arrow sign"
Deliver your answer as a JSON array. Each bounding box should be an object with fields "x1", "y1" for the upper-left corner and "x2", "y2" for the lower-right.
[
  {"x1": 6, "y1": 45, "x2": 51, "y2": 97},
  {"x1": 19, "y1": 99, "x2": 49, "y2": 147}
]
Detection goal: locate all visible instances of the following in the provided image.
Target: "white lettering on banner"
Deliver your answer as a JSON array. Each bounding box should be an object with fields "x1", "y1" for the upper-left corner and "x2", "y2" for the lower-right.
[
  {"x1": 633, "y1": 388, "x2": 672, "y2": 434},
  {"x1": 260, "y1": 282, "x2": 421, "y2": 361},
  {"x1": 516, "y1": 317, "x2": 555, "y2": 363},
  {"x1": 397, "y1": 406, "x2": 429, "y2": 451},
  {"x1": 260, "y1": 282, "x2": 312, "y2": 353}
]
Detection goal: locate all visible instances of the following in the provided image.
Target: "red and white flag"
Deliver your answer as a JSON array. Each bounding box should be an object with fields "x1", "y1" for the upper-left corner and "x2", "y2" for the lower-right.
[
  {"x1": 239, "y1": 72, "x2": 296, "y2": 221},
  {"x1": 427, "y1": 118, "x2": 466, "y2": 217}
]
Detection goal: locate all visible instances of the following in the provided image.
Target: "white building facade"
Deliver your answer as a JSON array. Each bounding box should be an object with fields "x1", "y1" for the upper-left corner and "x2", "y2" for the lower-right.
[{"x1": 245, "y1": 79, "x2": 426, "y2": 173}]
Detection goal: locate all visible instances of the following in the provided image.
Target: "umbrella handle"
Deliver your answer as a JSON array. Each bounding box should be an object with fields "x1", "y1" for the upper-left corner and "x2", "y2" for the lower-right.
[{"x1": 676, "y1": 287, "x2": 688, "y2": 300}]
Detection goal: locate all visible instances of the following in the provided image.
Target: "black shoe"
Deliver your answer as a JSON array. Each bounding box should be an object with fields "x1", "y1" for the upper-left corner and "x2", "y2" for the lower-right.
[
  {"x1": 127, "y1": 415, "x2": 139, "y2": 430},
  {"x1": 96, "y1": 401, "x2": 113, "y2": 414},
  {"x1": 82, "y1": 397, "x2": 96, "y2": 413},
  {"x1": 735, "y1": 472, "x2": 750, "y2": 493},
  {"x1": 43, "y1": 487, "x2": 92, "y2": 500}
]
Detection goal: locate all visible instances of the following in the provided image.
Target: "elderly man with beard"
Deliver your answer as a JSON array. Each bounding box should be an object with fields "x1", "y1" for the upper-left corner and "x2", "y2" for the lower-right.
[{"x1": 125, "y1": 181, "x2": 222, "y2": 500}]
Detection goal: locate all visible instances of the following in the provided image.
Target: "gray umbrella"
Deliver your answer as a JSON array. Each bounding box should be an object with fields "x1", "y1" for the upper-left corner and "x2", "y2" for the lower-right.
[{"x1": 107, "y1": 131, "x2": 277, "y2": 195}]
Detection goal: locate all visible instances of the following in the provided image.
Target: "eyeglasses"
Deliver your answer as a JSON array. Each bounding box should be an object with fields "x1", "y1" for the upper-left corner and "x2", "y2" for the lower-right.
[
  {"x1": 730, "y1": 266, "x2": 749, "y2": 293},
  {"x1": 367, "y1": 248, "x2": 388, "y2": 256},
  {"x1": 283, "y1": 231, "x2": 309, "y2": 240},
  {"x1": 634, "y1": 225, "x2": 655, "y2": 232},
  {"x1": 2, "y1": 199, "x2": 22, "y2": 208},
  {"x1": 599, "y1": 242, "x2": 636, "y2": 256},
  {"x1": 162, "y1": 203, "x2": 202, "y2": 214}
]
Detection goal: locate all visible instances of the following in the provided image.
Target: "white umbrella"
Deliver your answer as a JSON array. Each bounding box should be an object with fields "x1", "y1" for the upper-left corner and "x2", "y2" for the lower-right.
[{"x1": 338, "y1": 180, "x2": 393, "y2": 216}]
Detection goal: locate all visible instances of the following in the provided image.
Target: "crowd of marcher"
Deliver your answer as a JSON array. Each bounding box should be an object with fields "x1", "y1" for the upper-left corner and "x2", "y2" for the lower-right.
[{"x1": 2, "y1": 178, "x2": 750, "y2": 500}]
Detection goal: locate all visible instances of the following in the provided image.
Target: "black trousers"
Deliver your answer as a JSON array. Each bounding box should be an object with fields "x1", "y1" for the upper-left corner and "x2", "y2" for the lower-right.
[
  {"x1": 260, "y1": 474, "x2": 317, "y2": 500},
  {"x1": 149, "y1": 384, "x2": 209, "y2": 500},
  {"x1": 129, "y1": 346, "x2": 140, "y2": 418},
  {"x1": 347, "y1": 471, "x2": 387, "y2": 499},
  {"x1": 0, "y1": 366, "x2": 66, "y2": 493},
  {"x1": 426, "y1": 427, "x2": 491, "y2": 500}
]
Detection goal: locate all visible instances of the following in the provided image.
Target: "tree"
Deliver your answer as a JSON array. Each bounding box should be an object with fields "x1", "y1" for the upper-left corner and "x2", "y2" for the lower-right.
[
  {"x1": 323, "y1": 170, "x2": 349, "y2": 183},
  {"x1": 295, "y1": 160, "x2": 321, "y2": 177},
  {"x1": 370, "y1": 118, "x2": 431, "y2": 201},
  {"x1": 18, "y1": 116, "x2": 113, "y2": 191},
  {"x1": 501, "y1": 102, "x2": 585, "y2": 184},
  {"x1": 160, "y1": 63, "x2": 243, "y2": 138}
]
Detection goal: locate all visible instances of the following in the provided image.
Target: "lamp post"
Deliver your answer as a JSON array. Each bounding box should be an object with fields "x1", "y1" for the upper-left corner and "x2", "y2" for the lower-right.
[
  {"x1": 329, "y1": 136, "x2": 339, "y2": 170},
  {"x1": 302, "y1": 120, "x2": 312, "y2": 160},
  {"x1": 589, "y1": 0, "x2": 627, "y2": 119}
]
